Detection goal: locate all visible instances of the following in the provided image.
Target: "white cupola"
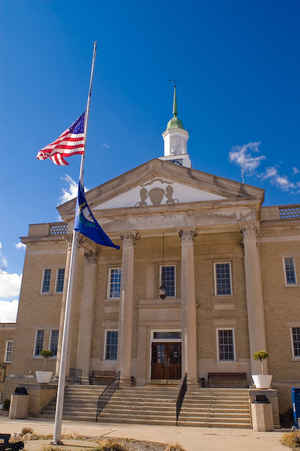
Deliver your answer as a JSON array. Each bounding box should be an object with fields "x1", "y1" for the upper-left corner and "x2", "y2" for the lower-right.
[{"x1": 160, "y1": 85, "x2": 191, "y2": 168}]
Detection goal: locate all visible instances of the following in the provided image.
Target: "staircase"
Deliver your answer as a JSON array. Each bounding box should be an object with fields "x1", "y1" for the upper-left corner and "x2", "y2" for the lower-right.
[
  {"x1": 41, "y1": 385, "x2": 251, "y2": 428},
  {"x1": 42, "y1": 385, "x2": 106, "y2": 421},
  {"x1": 179, "y1": 388, "x2": 251, "y2": 428}
]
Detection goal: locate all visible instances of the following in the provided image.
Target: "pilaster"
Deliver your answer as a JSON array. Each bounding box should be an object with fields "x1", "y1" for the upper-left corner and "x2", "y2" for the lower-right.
[
  {"x1": 179, "y1": 229, "x2": 198, "y2": 385},
  {"x1": 118, "y1": 232, "x2": 139, "y2": 385},
  {"x1": 241, "y1": 221, "x2": 268, "y2": 374}
]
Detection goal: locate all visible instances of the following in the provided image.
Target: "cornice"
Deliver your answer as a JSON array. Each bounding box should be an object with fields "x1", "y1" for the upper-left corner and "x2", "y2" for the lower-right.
[{"x1": 57, "y1": 158, "x2": 264, "y2": 221}]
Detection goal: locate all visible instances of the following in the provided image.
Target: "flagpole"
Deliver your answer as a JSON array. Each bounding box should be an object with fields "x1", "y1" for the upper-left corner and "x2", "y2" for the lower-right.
[{"x1": 52, "y1": 41, "x2": 97, "y2": 445}]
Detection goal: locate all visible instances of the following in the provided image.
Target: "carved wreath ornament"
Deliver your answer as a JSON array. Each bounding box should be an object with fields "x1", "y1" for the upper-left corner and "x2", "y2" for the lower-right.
[{"x1": 135, "y1": 180, "x2": 178, "y2": 207}]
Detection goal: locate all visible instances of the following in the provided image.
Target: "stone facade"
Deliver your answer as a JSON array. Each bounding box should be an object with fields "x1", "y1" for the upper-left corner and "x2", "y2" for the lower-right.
[{"x1": 3, "y1": 158, "x2": 300, "y2": 415}]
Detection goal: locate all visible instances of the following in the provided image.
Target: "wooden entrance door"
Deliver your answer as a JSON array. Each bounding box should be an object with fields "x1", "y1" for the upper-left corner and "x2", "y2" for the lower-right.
[{"x1": 151, "y1": 342, "x2": 181, "y2": 380}]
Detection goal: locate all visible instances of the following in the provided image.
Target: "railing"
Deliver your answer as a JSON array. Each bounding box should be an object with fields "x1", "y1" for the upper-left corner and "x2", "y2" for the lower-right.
[
  {"x1": 49, "y1": 223, "x2": 68, "y2": 235},
  {"x1": 279, "y1": 206, "x2": 300, "y2": 219},
  {"x1": 176, "y1": 373, "x2": 187, "y2": 426},
  {"x1": 95, "y1": 371, "x2": 120, "y2": 422}
]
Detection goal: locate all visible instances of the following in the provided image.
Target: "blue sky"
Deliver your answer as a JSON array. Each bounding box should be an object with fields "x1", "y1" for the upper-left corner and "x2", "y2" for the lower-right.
[{"x1": 1, "y1": 0, "x2": 300, "y2": 320}]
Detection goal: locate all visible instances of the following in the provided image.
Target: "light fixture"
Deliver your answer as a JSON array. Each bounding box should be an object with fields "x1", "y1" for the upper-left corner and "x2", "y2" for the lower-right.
[{"x1": 159, "y1": 233, "x2": 167, "y2": 300}]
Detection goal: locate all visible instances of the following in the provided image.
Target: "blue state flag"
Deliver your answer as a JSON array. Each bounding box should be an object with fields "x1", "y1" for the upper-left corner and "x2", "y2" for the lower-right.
[{"x1": 74, "y1": 182, "x2": 120, "y2": 249}]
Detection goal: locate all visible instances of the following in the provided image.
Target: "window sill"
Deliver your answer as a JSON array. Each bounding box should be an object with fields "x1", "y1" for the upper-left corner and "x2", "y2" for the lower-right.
[{"x1": 105, "y1": 298, "x2": 120, "y2": 302}]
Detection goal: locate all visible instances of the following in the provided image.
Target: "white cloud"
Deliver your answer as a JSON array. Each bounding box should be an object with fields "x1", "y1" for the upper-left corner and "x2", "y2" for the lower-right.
[
  {"x1": 59, "y1": 174, "x2": 77, "y2": 204},
  {"x1": 0, "y1": 270, "x2": 22, "y2": 298},
  {"x1": 0, "y1": 299, "x2": 18, "y2": 322},
  {"x1": 260, "y1": 166, "x2": 295, "y2": 191},
  {"x1": 274, "y1": 175, "x2": 295, "y2": 191},
  {"x1": 0, "y1": 242, "x2": 8, "y2": 270},
  {"x1": 261, "y1": 166, "x2": 278, "y2": 180},
  {"x1": 293, "y1": 167, "x2": 299, "y2": 175},
  {"x1": 16, "y1": 242, "x2": 26, "y2": 250},
  {"x1": 229, "y1": 142, "x2": 265, "y2": 181},
  {"x1": 103, "y1": 143, "x2": 111, "y2": 150}
]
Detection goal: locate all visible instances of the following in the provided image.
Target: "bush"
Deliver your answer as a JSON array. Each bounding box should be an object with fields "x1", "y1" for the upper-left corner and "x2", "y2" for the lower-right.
[
  {"x1": 95, "y1": 440, "x2": 128, "y2": 451},
  {"x1": 281, "y1": 431, "x2": 300, "y2": 448},
  {"x1": 40, "y1": 350, "x2": 53, "y2": 359},
  {"x1": 3, "y1": 399, "x2": 10, "y2": 411},
  {"x1": 165, "y1": 445, "x2": 187, "y2": 451},
  {"x1": 21, "y1": 428, "x2": 33, "y2": 435}
]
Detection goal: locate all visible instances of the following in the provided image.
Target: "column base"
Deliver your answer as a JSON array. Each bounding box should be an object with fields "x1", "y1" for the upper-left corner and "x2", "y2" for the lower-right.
[
  {"x1": 80, "y1": 377, "x2": 90, "y2": 385},
  {"x1": 119, "y1": 377, "x2": 132, "y2": 387}
]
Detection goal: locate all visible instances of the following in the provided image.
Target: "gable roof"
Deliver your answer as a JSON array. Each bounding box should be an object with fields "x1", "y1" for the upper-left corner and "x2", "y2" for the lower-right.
[{"x1": 57, "y1": 158, "x2": 264, "y2": 221}]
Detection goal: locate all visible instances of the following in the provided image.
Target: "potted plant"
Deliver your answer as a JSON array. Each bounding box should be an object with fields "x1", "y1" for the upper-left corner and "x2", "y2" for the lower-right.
[
  {"x1": 35, "y1": 349, "x2": 53, "y2": 383},
  {"x1": 252, "y1": 350, "x2": 272, "y2": 388}
]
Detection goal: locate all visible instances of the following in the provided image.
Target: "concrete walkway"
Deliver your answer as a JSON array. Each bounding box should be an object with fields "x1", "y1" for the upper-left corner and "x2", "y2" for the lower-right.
[{"x1": 0, "y1": 417, "x2": 287, "y2": 451}]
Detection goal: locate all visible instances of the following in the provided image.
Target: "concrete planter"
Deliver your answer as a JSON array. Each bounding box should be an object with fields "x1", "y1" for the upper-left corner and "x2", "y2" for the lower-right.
[
  {"x1": 252, "y1": 375, "x2": 272, "y2": 389},
  {"x1": 35, "y1": 371, "x2": 53, "y2": 383}
]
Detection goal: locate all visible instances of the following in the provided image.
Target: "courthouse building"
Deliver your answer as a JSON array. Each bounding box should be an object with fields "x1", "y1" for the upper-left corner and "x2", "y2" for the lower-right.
[{"x1": 2, "y1": 90, "x2": 300, "y2": 415}]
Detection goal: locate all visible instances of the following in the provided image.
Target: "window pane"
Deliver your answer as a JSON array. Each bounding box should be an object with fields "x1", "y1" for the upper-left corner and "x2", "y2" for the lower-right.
[
  {"x1": 34, "y1": 330, "x2": 44, "y2": 356},
  {"x1": 105, "y1": 331, "x2": 118, "y2": 360},
  {"x1": 218, "y1": 329, "x2": 234, "y2": 361},
  {"x1": 5, "y1": 341, "x2": 13, "y2": 363},
  {"x1": 292, "y1": 328, "x2": 300, "y2": 357},
  {"x1": 50, "y1": 330, "x2": 59, "y2": 356},
  {"x1": 109, "y1": 268, "x2": 121, "y2": 298},
  {"x1": 215, "y1": 263, "x2": 232, "y2": 295},
  {"x1": 56, "y1": 268, "x2": 65, "y2": 293},
  {"x1": 285, "y1": 258, "x2": 296, "y2": 285},
  {"x1": 161, "y1": 266, "x2": 175, "y2": 297},
  {"x1": 153, "y1": 332, "x2": 181, "y2": 339},
  {"x1": 42, "y1": 269, "x2": 51, "y2": 293}
]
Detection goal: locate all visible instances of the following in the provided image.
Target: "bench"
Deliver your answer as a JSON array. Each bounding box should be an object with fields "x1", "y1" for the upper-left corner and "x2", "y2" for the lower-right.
[
  {"x1": 89, "y1": 370, "x2": 116, "y2": 385},
  {"x1": 207, "y1": 372, "x2": 248, "y2": 388},
  {"x1": 0, "y1": 434, "x2": 24, "y2": 451}
]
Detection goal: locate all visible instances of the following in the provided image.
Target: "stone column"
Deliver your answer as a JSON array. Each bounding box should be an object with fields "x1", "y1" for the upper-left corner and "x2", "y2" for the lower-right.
[
  {"x1": 55, "y1": 238, "x2": 72, "y2": 378},
  {"x1": 118, "y1": 232, "x2": 138, "y2": 385},
  {"x1": 76, "y1": 249, "x2": 98, "y2": 383},
  {"x1": 179, "y1": 230, "x2": 198, "y2": 385},
  {"x1": 242, "y1": 222, "x2": 268, "y2": 374}
]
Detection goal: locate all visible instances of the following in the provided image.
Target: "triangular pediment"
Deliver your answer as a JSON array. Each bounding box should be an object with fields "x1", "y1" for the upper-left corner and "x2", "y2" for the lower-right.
[
  {"x1": 58, "y1": 159, "x2": 264, "y2": 220},
  {"x1": 94, "y1": 177, "x2": 225, "y2": 210}
]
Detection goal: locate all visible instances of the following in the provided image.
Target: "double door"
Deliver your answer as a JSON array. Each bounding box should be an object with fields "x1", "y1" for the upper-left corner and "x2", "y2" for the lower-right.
[{"x1": 151, "y1": 342, "x2": 181, "y2": 380}]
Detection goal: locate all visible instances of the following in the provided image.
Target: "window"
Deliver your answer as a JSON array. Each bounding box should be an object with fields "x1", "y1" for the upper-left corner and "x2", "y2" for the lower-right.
[
  {"x1": 217, "y1": 329, "x2": 235, "y2": 361},
  {"x1": 284, "y1": 257, "x2": 297, "y2": 286},
  {"x1": 108, "y1": 268, "x2": 121, "y2": 299},
  {"x1": 153, "y1": 331, "x2": 181, "y2": 340},
  {"x1": 4, "y1": 341, "x2": 13, "y2": 363},
  {"x1": 34, "y1": 329, "x2": 44, "y2": 356},
  {"x1": 160, "y1": 266, "x2": 176, "y2": 297},
  {"x1": 56, "y1": 268, "x2": 65, "y2": 293},
  {"x1": 291, "y1": 327, "x2": 300, "y2": 359},
  {"x1": 104, "y1": 330, "x2": 118, "y2": 360},
  {"x1": 215, "y1": 263, "x2": 232, "y2": 296},
  {"x1": 49, "y1": 329, "x2": 59, "y2": 356},
  {"x1": 41, "y1": 269, "x2": 51, "y2": 294}
]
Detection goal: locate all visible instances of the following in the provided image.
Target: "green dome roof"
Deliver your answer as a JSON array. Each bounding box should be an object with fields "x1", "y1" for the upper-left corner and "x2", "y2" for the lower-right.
[
  {"x1": 166, "y1": 84, "x2": 184, "y2": 130},
  {"x1": 167, "y1": 116, "x2": 184, "y2": 130}
]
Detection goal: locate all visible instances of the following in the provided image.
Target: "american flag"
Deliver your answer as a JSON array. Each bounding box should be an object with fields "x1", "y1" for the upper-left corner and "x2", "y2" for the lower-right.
[{"x1": 36, "y1": 113, "x2": 85, "y2": 166}]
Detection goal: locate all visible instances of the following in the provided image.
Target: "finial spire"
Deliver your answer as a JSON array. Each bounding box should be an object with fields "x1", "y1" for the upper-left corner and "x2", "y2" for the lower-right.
[{"x1": 172, "y1": 83, "x2": 177, "y2": 117}]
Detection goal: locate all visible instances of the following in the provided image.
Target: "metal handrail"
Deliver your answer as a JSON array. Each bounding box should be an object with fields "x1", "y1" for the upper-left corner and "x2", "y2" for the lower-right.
[
  {"x1": 176, "y1": 373, "x2": 187, "y2": 426},
  {"x1": 95, "y1": 371, "x2": 120, "y2": 422}
]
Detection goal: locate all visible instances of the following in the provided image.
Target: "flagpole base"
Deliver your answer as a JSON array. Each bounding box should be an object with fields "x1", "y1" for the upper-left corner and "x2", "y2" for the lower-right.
[{"x1": 50, "y1": 440, "x2": 64, "y2": 445}]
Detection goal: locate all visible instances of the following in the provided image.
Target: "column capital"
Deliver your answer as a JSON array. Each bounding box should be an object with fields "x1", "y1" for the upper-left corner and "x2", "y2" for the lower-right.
[
  {"x1": 178, "y1": 229, "x2": 197, "y2": 243},
  {"x1": 65, "y1": 234, "x2": 73, "y2": 251},
  {"x1": 84, "y1": 249, "x2": 98, "y2": 264},
  {"x1": 120, "y1": 232, "x2": 140, "y2": 246},
  {"x1": 240, "y1": 221, "x2": 259, "y2": 240}
]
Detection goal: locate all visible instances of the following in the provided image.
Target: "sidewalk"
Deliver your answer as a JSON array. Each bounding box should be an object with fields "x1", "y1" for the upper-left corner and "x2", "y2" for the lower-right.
[{"x1": 0, "y1": 417, "x2": 287, "y2": 451}]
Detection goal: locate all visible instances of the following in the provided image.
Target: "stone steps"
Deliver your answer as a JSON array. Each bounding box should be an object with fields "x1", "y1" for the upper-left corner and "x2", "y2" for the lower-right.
[{"x1": 41, "y1": 384, "x2": 251, "y2": 429}]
